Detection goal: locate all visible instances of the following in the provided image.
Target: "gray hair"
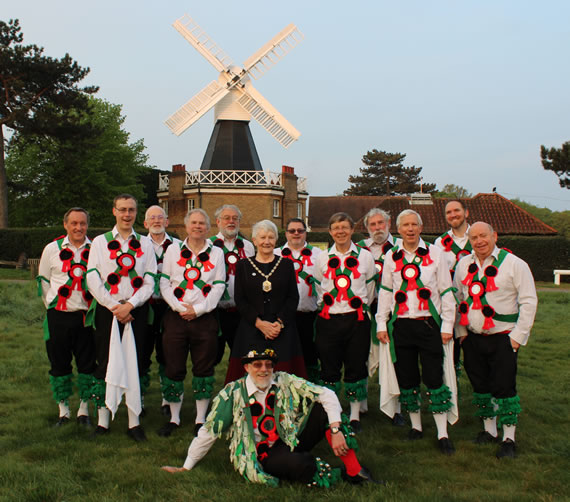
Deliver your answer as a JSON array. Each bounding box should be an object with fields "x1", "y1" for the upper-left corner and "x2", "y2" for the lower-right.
[
  {"x1": 396, "y1": 209, "x2": 423, "y2": 228},
  {"x1": 468, "y1": 221, "x2": 495, "y2": 237},
  {"x1": 251, "y1": 220, "x2": 278, "y2": 240},
  {"x1": 215, "y1": 204, "x2": 242, "y2": 220},
  {"x1": 184, "y1": 208, "x2": 211, "y2": 229},
  {"x1": 144, "y1": 205, "x2": 166, "y2": 220},
  {"x1": 363, "y1": 208, "x2": 391, "y2": 229}
]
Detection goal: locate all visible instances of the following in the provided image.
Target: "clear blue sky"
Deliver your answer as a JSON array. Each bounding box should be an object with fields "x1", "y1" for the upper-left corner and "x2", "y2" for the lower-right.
[{"x1": 6, "y1": 0, "x2": 570, "y2": 210}]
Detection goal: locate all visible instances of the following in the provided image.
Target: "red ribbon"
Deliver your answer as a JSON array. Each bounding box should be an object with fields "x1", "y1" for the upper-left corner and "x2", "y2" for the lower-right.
[
  {"x1": 417, "y1": 289, "x2": 430, "y2": 310},
  {"x1": 300, "y1": 248, "x2": 313, "y2": 266},
  {"x1": 56, "y1": 295, "x2": 68, "y2": 311},
  {"x1": 200, "y1": 258, "x2": 214, "y2": 272},
  {"x1": 442, "y1": 235, "x2": 453, "y2": 252},
  {"x1": 324, "y1": 257, "x2": 340, "y2": 279},
  {"x1": 344, "y1": 256, "x2": 361, "y2": 278},
  {"x1": 462, "y1": 263, "x2": 479, "y2": 286},
  {"x1": 305, "y1": 276, "x2": 313, "y2": 297},
  {"x1": 393, "y1": 251, "x2": 404, "y2": 272},
  {"x1": 458, "y1": 302, "x2": 470, "y2": 326},
  {"x1": 334, "y1": 275, "x2": 350, "y2": 301},
  {"x1": 469, "y1": 282, "x2": 485, "y2": 310}
]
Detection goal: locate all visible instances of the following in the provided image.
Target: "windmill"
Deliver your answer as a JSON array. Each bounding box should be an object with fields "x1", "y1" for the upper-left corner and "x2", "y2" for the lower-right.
[{"x1": 165, "y1": 14, "x2": 303, "y2": 172}]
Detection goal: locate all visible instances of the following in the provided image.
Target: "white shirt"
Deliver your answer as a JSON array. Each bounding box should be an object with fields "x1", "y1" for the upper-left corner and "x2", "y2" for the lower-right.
[
  {"x1": 314, "y1": 242, "x2": 376, "y2": 315},
  {"x1": 453, "y1": 246, "x2": 537, "y2": 346},
  {"x1": 376, "y1": 238, "x2": 456, "y2": 334},
  {"x1": 434, "y1": 227, "x2": 470, "y2": 274},
  {"x1": 86, "y1": 226, "x2": 157, "y2": 310},
  {"x1": 275, "y1": 242, "x2": 323, "y2": 312},
  {"x1": 144, "y1": 232, "x2": 181, "y2": 300},
  {"x1": 182, "y1": 373, "x2": 343, "y2": 470},
  {"x1": 159, "y1": 239, "x2": 225, "y2": 317},
  {"x1": 211, "y1": 232, "x2": 255, "y2": 309},
  {"x1": 38, "y1": 235, "x2": 91, "y2": 311},
  {"x1": 361, "y1": 235, "x2": 394, "y2": 302}
]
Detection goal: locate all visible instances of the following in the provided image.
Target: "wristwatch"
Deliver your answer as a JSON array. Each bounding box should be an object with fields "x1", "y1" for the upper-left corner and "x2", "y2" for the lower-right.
[{"x1": 330, "y1": 426, "x2": 341, "y2": 434}]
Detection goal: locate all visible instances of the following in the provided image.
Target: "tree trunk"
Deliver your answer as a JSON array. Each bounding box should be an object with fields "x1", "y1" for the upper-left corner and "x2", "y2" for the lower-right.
[{"x1": 0, "y1": 125, "x2": 8, "y2": 228}]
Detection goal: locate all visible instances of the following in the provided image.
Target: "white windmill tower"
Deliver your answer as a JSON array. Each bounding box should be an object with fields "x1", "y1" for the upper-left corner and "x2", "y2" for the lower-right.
[{"x1": 165, "y1": 14, "x2": 303, "y2": 172}]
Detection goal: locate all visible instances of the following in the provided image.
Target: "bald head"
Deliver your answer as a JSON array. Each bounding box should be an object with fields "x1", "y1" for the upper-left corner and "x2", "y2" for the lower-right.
[{"x1": 468, "y1": 221, "x2": 497, "y2": 261}]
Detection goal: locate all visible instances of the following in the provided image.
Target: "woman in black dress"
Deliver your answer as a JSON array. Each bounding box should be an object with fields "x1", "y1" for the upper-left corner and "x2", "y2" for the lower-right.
[{"x1": 224, "y1": 220, "x2": 307, "y2": 383}]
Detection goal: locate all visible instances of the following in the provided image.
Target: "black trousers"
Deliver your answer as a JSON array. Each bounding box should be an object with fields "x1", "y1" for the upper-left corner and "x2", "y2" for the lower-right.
[
  {"x1": 46, "y1": 309, "x2": 95, "y2": 377},
  {"x1": 462, "y1": 331, "x2": 517, "y2": 398},
  {"x1": 315, "y1": 312, "x2": 370, "y2": 383},
  {"x1": 393, "y1": 317, "x2": 443, "y2": 390},
  {"x1": 162, "y1": 310, "x2": 218, "y2": 381},
  {"x1": 296, "y1": 311, "x2": 319, "y2": 368},
  {"x1": 260, "y1": 403, "x2": 329, "y2": 484},
  {"x1": 215, "y1": 308, "x2": 240, "y2": 365},
  {"x1": 93, "y1": 303, "x2": 149, "y2": 380},
  {"x1": 141, "y1": 299, "x2": 168, "y2": 373}
]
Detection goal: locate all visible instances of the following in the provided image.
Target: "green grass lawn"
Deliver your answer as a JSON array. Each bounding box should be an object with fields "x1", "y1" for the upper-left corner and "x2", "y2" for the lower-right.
[{"x1": 0, "y1": 281, "x2": 568, "y2": 502}]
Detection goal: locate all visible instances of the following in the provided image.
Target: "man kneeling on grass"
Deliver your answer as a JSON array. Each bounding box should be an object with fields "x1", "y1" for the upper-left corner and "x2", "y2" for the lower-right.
[{"x1": 162, "y1": 348, "x2": 381, "y2": 487}]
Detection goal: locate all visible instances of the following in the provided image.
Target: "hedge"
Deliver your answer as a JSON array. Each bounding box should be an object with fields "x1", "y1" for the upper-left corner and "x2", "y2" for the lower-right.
[{"x1": 1, "y1": 229, "x2": 567, "y2": 282}]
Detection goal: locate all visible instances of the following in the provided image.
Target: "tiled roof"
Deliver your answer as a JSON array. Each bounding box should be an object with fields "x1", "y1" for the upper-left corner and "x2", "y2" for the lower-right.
[{"x1": 308, "y1": 193, "x2": 558, "y2": 235}]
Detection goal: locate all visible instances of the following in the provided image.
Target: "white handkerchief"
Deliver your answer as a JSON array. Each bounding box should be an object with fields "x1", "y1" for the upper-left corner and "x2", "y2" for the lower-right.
[{"x1": 379, "y1": 342, "x2": 400, "y2": 418}]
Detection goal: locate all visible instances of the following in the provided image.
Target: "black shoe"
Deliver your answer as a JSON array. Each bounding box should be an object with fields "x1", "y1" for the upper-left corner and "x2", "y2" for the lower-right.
[
  {"x1": 474, "y1": 431, "x2": 499, "y2": 445},
  {"x1": 392, "y1": 413, "x2": 406, "y2": 427},
  {"x1": 349, "y1": 420, "x2": 362, "y2": 434},
  {"x1": 342, "y1": 465, "x2": 384, "y2": 485},
  {"x1": 438, "y1": 437, "x2": 455, "y2": 456},
  {"x1": 139, "y1": 407, "x2": 146, "y2": 418},
  {"x1": 76, "y1": 415, "x2": 92, "y2": 428},
  {"x1": 194, "y1": 423, "x2": 204, "y2": 436},
  {"x1": 127, "y1": 425, "x2": 147, "y2": 442},
  {"x1": 407, "y1": 428, "x2": 423, "y2": 440},
  {"x1": 158, "y1": 422, "x2": 179, "y2": 437},
  {"x1": 160, "y1": 404, "x2": 171, "y2": 417},
  {"x1": 54, "y1": 416, "x2": 70, "y2": 428},
  {"x1": 93, "y1": 425, "x2": 110, "y2": 437},
  {"x1": 496, "y1": 439, "x2": 516, "y2": 459}
]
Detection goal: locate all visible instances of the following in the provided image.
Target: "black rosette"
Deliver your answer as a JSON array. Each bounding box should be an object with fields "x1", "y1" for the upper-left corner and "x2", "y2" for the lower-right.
[
  {"x1": 107, "y1": 240, "x2": 121, "y2": 252},
  {"x1": 59, "y1": 248, "x2": 73, "y2": 261},
  {"x1": 345, "y1": 256, "x2": 358, "y2": 268},
  {"x1": 107, "y1": 273, "x2": 120, "y2": 286},
  {"x1": 80, "y1": 248, "x2": 90, "y2": 262},
  {"x1": 458, "y1": 301, "x2": 469, "y2": 315},
  {"x1": 201, "y1": 284, "x2": 212, "y2": 297},
  {"x1": 129, "y1": 238, "x2": 141, "y2": 253},
  {"x1": 180, "y1": 248, "x2": 192, "y2": 260},
  {"x1": 58, "y1": 284, "x2": 71, "y2": 299},
  {"x1": 323, "y1": 292, "x2": 334, "y2": 306},
  {"x1": 395, "y1": 290, "x2": 408, "y2": 305},
  {"x1": 173, "y1": 287, "x2": 185, "y2": 299},
  {"x1": 131, "y1": 276, "x2": 143, "y2": 290},
  {"x1": 482, "y1": 305, "x2": 495, "y2": 318},
  {"x1": 213, "y1": 238, "x2": 224, "y2": 249},
  {"x1": 197, "y1": 251, "x2": 210, "y2": 263},
  {"x1": 281, "y1": 248, "x2": 292, "y2": 257},
  {"x1": 348, "y1": 296, "x2": 363, "y2": 310},
  {"x1": 392, "y1": 250, "x2": 404, "y2": 262},
  {"x1": 266, "y1": 393, "x2": 275, "y2": 410},
  {"x1": 327, "y1": 256, "x2": 340, "y2": 269},
  {"x1": 235, "y1": 239, "x2": 244, "y2": 249},
  {"x1": 301, "y1": 248, "x2": 312, "y2": 258}
]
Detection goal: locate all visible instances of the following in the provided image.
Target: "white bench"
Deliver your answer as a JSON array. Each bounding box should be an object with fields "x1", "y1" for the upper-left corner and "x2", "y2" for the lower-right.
[{"x1": 553, "y1": 269, "x2": 570, "y2": 285}]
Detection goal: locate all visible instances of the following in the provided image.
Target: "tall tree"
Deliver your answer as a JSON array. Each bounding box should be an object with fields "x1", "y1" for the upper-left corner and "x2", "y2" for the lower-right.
[
  {"x1": 0, "y1": 18, "x2": 98, "y2": 227},
  {"x1": 344, "y1": 149, "x2": 436, "y2": 196},
  {"x1": 540, "y1": 141, "x2": 570, "y2": 189},
  {"x1": 433, "y1": 184, "x2": 472, "y2": 198},
  {"x1": 6, "y1": 98, "x2": 153, "y2": 227}
]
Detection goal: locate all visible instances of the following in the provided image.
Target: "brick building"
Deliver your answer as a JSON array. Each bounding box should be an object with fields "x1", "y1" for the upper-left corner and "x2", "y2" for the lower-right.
[{"x1": 157, "y1": 164, "x2": 308, "y2": 238}]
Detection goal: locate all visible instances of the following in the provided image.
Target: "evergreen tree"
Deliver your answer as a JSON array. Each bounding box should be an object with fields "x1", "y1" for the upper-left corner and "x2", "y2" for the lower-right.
[
  {"x1": 0, "y1": 18, "x2": 98, "y2": 227},
  {"x1": 541, "y1": 141, "x2": 570, "y2": 189},
  {"x1": 344, "y1": 149, "x2": 436, "y2": 196}
]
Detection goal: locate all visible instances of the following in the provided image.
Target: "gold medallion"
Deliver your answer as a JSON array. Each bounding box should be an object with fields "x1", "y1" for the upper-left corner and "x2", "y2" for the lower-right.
[{"x1": 262, "y1": 280, "x2": 272, "y2": 292}]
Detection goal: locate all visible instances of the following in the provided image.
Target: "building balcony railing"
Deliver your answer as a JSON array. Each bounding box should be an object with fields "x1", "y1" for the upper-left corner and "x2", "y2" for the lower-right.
[{"x1": 158, "y1": 170, "x2": 307, "y2": 192}]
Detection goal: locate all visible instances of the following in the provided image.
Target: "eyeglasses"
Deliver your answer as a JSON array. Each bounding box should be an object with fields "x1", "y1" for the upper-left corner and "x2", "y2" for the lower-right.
[
  {"x1": 251, "y1": 361, "x2": 274, "y2": 369},
  {"x1": 221, "y1": 216, "x2": 239, "y2": 222},
  {"x1": 147, "y1": 215, "x2": 165, "y2": 221},
  {"x1": 115, "y1": 207, "x2": 136, "y2": 214},
  {"x1": 287, "y1": 228, "x2": 306, "y2": 234}
]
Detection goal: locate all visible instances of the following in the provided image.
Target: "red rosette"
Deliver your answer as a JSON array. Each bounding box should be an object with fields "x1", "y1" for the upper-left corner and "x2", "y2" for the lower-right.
[
  {"x1": 401, "y1": 263, "x2": 421, "y2": 291},
  {"x1": 441, "y1": 235, "x2": 454, "y2": 252},
  {"x1": 292, "y1": 259, "x2": 303, "y2": 283},
  {"x1": 324, "y1": 256, "x2": 341, "y2": 279},
  {"x1": 162, "y1": 239, "x2": 173, "y2": 253},
  {"x1": 213, "y1": 238, "x2": 224, "y2": 249},
  {"x1": 59, "y1": 248, "x2": 73, "y2": 273},
  {"x1": 468, "y1": 281, "x2": 485, "y2": 310},
  {"x1": 392, "y1": 250, "x2": 404, "y2": 272},
  {"x1": 129, "y1": 239, "x2": 143, "y2": 258},
  {"x1": 177, "y1": 248, "x2": 192, "y2": 267},
  {"x1": 173, "y1": 287, "x2": 185, "y2": 301},
  {"x1": 281, "y1": 247, "x2": 292, "y2": 259},
  {"x1": 117, "y1": 253, "x2": 136, "y2": 277},
  {"x1": 395, "y1": 290, "x2": 409, "y2": 315},
  {"x1": 482, "y1": 305, "x2": 496, "y2": 330},
  {"x1": 319, "y1": 293, "x2": 335, "y2": 319},
  {"x1": 131, "y1": 275, "x2": 143, "y2": 293},
  {"x1": 484, "y1": 265, "x2": 499, "y2": 292},
  {"x1": 416, "y1": 247, "x2": 433, "y2": 266},
  {"x1": 462, "y1": 263, "x2": 479, "y2": 286},
  {"x1": 256, "y1": 440, "x2": 270, "y2": 462},
  {"x1": 107, "y1": 240, "x2": 121, "y2": 260},
  {"x1": 56, "y1": 285, "x2": 72, "y2": 311},
  {"x1": 107, "y1": 273, "x2": 120, "y2": 295},
  {"x1": 348, "y1": 296, "x2": 364, "y2": 320},
  {"x1": 382, "y1": 242, "x2": 393, "y2": 256},
  {"x1": 258, "y1": 415, "x2": 279, "y2": 443},
  {"x1": 225, "y1": 251, "x2": 239, "y2": 275},
  {"x1": 183, "y1": 267, "x2": 201, "y2": 289},
  {"x1": 198, "y1": 251, "x2": 214, "y2": 272},
  {"x1": 201, "y1": 284, "x2": 212, "y2": 297},
  {"x1": 334, "y1": 274, "x2": 351, "y2": 301},
  {"x1": 458, "y1": 301, "x2": 470, "y2": 326},
  {"x1": 235, "y1": 239, "x2": 246, "y2": 259},
  {"x1": 304, "y1": 275, "x2": 314, "y2": 296},
  {"x1": 375, "y1": 260, "x2": 383, "y2": 277},
  {"x1": 80, "y1": 248, "x2": 90, "y2": 263},
  {"x1": 416, "y1": 287, "x2": 431, "y2": 311},
  {"x1": 300, "y1": 247, "x2": 313, "y2": 266},
  {"x1": 344, "y1": 256, "x2": 361, "y2": 278},
  {"x1": 266, "y1": 393, "x2": 275, "y2": 411},
  {"x1": 69, "y1": 263, "x2": 86, "y2": 291},
  {"x1": 82, "y1": 290, "x2": 93, "y2": 307},
  {"x1": 249, "y1": 400, "x2": 263, "y2": 429},
  {"x1": 456, "y1": 249, "x2": 471, "y2": 261}
]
